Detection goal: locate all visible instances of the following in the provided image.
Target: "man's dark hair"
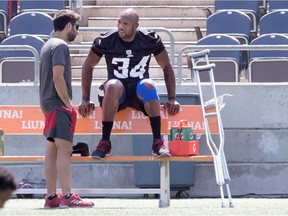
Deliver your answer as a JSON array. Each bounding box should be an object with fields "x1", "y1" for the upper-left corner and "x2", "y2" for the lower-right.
[
  {"x1": 53, "y1": 9, "x2": 80, "y2": 32},
  {"x1": 0, "y1": 166, "x2": 16, "y2": 191}
]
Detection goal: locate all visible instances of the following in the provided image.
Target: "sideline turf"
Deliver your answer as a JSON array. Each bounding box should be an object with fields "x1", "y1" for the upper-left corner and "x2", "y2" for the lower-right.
[{"x1": 1, "y1": 198, "x2": 287, "y2": 216}]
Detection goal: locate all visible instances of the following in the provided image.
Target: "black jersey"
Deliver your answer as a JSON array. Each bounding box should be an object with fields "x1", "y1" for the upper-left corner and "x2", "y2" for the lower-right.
[{"x1": 91, "y1": 29, "x2": 165, "y2": 82}]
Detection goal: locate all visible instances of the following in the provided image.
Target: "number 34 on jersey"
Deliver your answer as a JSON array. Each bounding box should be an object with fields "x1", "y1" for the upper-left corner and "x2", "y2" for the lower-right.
[{"x1": 112, "y1": 55, "x2": 150, "y2": 79}]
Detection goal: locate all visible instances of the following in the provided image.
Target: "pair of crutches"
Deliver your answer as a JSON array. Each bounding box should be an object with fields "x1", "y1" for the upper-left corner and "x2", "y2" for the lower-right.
[{"x1": 186, "y1": 49, "x2": 233, "y2": 208}]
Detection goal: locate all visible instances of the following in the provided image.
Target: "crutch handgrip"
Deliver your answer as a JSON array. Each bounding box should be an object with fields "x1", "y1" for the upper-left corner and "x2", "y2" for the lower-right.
[
  {"x1": 193, "y1": 63, "x2": 216, "y2": 72},
  {"x1": 187, "y1": 49, "x2": 210, "y2": 59}
]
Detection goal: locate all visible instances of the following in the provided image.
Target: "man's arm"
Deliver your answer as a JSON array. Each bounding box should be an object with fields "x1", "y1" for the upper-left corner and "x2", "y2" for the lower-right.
[
  {"x1": 154, "y1": 49, "x2": 180, "y2": 115},
  {"x1": 81, "y1": 50, "x2": 102, "y2": 101},
  {"x1": 79, "y1": 50, "x2": 102, "y2": 117},
  {"x1": 53, "y1": 65, "x2": 73, "y2": 111},
  {"x1": 154, "y1": 49, "x2": 176, "y2": 100}
]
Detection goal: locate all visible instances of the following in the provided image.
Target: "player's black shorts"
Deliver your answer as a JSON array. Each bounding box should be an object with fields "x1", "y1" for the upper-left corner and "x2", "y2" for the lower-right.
[{"x1": 98, "y1": 79, "x2": 148, "y2": 116}]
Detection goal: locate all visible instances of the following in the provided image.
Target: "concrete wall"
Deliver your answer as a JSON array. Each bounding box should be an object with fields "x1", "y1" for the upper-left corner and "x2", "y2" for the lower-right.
[{"x1": 1, "y1": 82, "x2": 288, "y2": 198}]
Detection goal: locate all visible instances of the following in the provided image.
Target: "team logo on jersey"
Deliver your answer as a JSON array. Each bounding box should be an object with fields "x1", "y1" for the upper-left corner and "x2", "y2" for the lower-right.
[{"x1": 126, "y1": 50, "x2": 134, "y2": 57}]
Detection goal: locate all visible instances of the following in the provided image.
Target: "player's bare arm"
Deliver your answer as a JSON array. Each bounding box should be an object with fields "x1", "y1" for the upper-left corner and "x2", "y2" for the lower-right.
[
  {"x1": 154, "y1": 50, "x2": 180, "y2": 115},
  {"x1": 53, "y1": 65, "x2": 73, "y2": 111},
  {"x1": 79, "y1": 50, "x2": 102, "y2": 117}
]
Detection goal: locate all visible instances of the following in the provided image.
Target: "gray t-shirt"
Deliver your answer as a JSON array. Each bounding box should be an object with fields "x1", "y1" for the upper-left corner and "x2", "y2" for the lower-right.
[{"x1": 39, "y1": 36, "x2": 72, "y2": 114}]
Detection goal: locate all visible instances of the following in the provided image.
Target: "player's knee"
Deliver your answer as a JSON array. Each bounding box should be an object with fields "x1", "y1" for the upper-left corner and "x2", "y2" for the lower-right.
[
  {"x1": 105, "y1": 79, "x2": 124, "y2": 95},
  {"x1": 137, "y1": 79, "x2": 160, "y2": 103}
]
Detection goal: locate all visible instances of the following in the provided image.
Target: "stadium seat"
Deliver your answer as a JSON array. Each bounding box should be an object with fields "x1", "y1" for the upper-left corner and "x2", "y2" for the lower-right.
[
  {"x1": 9, "y1": 11, "x2": 53, "y2": 40},
  {"x1": 0, "y1": 1, "x2": 8, "y2": 42},
  {"x1": 214, "y1": 0, "x2": 260, "y2": 37},
  {"x1": 206, "y1": 10, "x2": 251, "y2": 69},
  {"x1": 268, "y1": 0, "x2": 288, "y2": 11},
  {"x1": 259, "y1": 10, "x2": 288, "y2": 35},
  {"x1": 19, "y1": 0, "x2": 65, "y2": 14},
  {"x1": 0, "y1": 34, "x2": 45, "y2": 57},
  {"x1": 207, "y1": 10, "x2": 251, "y2": 44},
  {"x1": 0, "y1": 34, "x2": 45, "y2": 83},
  {"x1": 248, "y1": 33, "x2": 288, "y2": 82},
  {"x1": 193, "y1": 34, "x2": 241, "y2": 82}
]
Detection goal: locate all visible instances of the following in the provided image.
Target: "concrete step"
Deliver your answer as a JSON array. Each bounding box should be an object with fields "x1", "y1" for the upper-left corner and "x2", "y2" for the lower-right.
[
  {"x1": 94, "y1": 0, "x2": 214, "y2": 6},
  {"x1": 88, "y1": 17, "x2": 207, "y2": 28},
  {"x1": 71, "y1": 54, "x2": 178, "y2": 66},
  {"x1": 70, "y1": 46, "x2": 193, "y2": 66},
  {"x1": 82, "y1": 0, "x2": 96, "y2": 5},
  {"x1": 71, "y1": 65, "x2": 191, "y2": 81},
  {"x1": 76, "y1": 40, "x2": 196, "y2": 55},
  {"x1": 71, "y1": 41, "x2": 202, "y2": 65},
  {"x1": 82, "y1": 5, "x2": 210, "y2": 19},
  {"x1": 80, "y1": 5, "x2": 212, "y2": 26},
  {"x1": 74, "y1": 28, "x2": 207, "y2": 44}
]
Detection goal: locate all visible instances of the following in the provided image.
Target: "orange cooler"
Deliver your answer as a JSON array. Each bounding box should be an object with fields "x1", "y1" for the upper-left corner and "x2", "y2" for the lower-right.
[
  {"x1": 168, "y1": 120, "x2": 199, "y2": 156},
  {"x1": 169, "y1": 139, "x2": 199, "y2": 156}
]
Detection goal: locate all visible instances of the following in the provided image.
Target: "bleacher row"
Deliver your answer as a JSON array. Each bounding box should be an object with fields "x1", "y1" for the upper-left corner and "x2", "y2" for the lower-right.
[
  {"x1": 190, "y1": 0, "x2": 288, "y2": 82},
  {"x1": 189, "y1": 0, "x2": 288, "y2": 82},
  {"x1": 0, "y1": 0, "x2": 68, "y2": 83},
  {"x1": 1, "y1": 0, "x2": 288, "y2": 83},
  {"x1": 0, "y1": 0, "x2": 67, "y2": 39}
]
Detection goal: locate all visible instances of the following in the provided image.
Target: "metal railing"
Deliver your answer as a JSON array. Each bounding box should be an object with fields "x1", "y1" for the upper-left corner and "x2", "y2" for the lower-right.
[
  {"x1": 0, "y1": 45, "x2": 39, "y2": 85},
  {"x1": 177, "y1": 44, "x2": 288, "y2": 85},
  {"x1": 2, "y1": 44, "x2": 288, "y2": 86}
]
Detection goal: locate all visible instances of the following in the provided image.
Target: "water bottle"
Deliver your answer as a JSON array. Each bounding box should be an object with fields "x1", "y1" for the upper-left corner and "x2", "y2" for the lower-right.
[{"x1": 0, "y1": 128, "x2": 4, "y2": 156}]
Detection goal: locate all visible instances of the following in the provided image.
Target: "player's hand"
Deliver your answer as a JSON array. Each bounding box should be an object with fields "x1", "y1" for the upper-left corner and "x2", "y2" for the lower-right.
[
  {"x1": 164, "y1": 100, "x2": 180, "y2": 115},
  {"x1": 78, "y1": 100, "x2": 95, "y2": 118}
]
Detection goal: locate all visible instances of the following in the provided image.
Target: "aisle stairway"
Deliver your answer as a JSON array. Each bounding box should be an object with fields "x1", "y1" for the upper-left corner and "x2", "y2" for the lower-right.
[{"x1": 71, "y1": 0, "x2": 214, "y2": 82}]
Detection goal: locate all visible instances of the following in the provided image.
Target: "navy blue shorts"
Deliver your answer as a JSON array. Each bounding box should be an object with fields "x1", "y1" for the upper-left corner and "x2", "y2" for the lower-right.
[
  {"x1": 98, "y1": 80, "x2": 149, "y2": 116},
  {"x1": 43, "y1": 106, "x2": 77, "y2": 142}
]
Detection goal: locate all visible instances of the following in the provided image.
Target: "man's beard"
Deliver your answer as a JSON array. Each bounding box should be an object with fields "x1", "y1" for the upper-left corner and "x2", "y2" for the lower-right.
[{"x1": 68, "y1": 31, "x2": 76, "y2": 42}]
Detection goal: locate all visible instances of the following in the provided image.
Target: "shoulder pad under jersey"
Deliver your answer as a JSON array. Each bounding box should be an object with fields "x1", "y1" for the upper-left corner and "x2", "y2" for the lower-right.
[
  {"x1": 99, "y1": 29, "x2": 118, "y2": 39},
  {"x1": 138, "y1": 29, "x2": 160, "y2": 40},
  {"x1": 138, "y1": 28, "x2": 156, "y2": 36}
]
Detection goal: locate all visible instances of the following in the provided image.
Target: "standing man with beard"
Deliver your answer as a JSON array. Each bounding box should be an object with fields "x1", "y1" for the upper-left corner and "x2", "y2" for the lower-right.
[{"x1": 39, "y1": 10, "x2": 94, "y2": 209}]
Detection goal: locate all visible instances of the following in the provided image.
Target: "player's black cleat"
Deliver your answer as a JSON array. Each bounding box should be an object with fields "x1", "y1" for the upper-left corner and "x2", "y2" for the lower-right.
[
  {"x1": 91, "y1": 140, "x2": 112, "y2": 159},
  {"x1": 152, "y1": 139, "x2": 170, "y2": 157}
]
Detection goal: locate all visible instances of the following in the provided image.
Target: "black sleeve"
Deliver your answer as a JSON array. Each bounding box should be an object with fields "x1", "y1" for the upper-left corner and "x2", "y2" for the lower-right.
[
  {"x1": 153, "y1": 36, "x2": 165, "y2": 56},
  {"x1": 91, "y1": 37, "x2": 104, "y2": 57},
  {"x1": 90, "y1": 30, "x2": 117, "y2": 57},
  {"x1": 145, "y1": 30, "x2": 165, "y2": 56}
]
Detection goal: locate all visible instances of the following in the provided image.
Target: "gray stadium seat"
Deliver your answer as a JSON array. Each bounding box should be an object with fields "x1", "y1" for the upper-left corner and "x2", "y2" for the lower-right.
[
  {"x1": 19, "y1": 0, "x2": 65, "y2": 14},
  {"x1": 0, "y1": 1, "x2": 8, "y2": 42},
  {"x1": 206, "y1": 10, "x2": 251, "y2": 69},
  {"x1": 9, "y1": 11, "x2": 53, "y2": 40},
  {"x1": 259, "y1": 10, "x2": 288, "y2": 35},
  {"x1": 269, "y1": 0, "x2": 288, "y2": 11},
  {"x1": 0, "y1": 34, "x2": 45, "y2": 83},
  {"x1": 0, "y1": 34, "x2": 45, "y2": 57},
  {"x1": 207, "y1": 10, "x2": 251, "y2": 44},
  {"x1": 214, "y1": 0, "x2": 260, "y2": 36},
  {"x1": 194, "y1": 34, "x2": 241, "y2": 82},
  {"x1": 249, "y1": 33, "x2": 288, "y2": 82}
]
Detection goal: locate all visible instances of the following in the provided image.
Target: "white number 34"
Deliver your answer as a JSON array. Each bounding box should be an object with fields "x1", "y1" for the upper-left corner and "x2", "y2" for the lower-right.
[{"x1": 112, "y1": 55, "x2": 150, "y2": 79}]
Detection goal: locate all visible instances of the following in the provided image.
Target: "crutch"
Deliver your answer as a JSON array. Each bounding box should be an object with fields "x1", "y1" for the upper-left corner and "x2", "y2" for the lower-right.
[{"x1": 186, "y1": 49, "x2": 233, "y2": 208}]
